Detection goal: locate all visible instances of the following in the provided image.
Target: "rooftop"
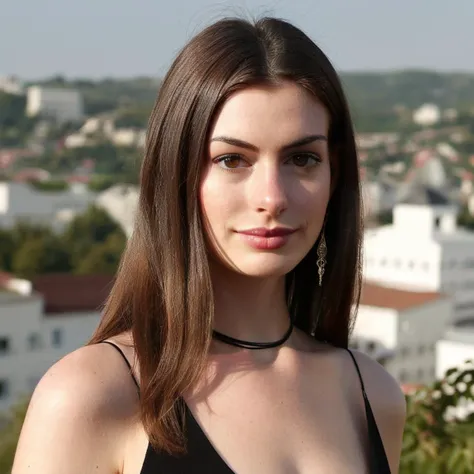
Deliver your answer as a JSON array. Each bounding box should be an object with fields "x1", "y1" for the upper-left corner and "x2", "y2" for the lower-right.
[
  {"x1": 360, "y1": 281, "x2": 443, "y2": 311},
  {"x1": 32, "y1": 274, "x2": 114, "y2": 315}
]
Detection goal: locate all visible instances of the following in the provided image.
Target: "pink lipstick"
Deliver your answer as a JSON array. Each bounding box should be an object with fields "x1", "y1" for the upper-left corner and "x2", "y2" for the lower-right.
[{"x1": 236, "y1": 227, "x2": 296, "y2": 250}]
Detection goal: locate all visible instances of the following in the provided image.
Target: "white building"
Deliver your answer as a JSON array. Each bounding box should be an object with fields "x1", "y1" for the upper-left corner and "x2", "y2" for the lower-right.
[
  {"x1": 361, "y1": 174, "x2": 398, "y2": 217},
  {"x1": 0, "y1": 274, "x2": 110, "y2": 413},
  {"x1": 436, "y1": 319, "x2": 474, "y2": 379},
  {"x1": 95, "y1": 184, "x2": 139, "y2": 237},
  {"x1": 26, "y1": 86, "x2": 83, "y2": 123},
  {"x1": 413, "y1": 103, "x2": 441, "y2": 127},
  {"x1": 351, "y1": 281, "x2": 452, "y2": 386},
  {"x1": 0, "y1": 76, "x2": 24, "y2": 95},
  {"x1": 0, "y1": 182, "x2": 96, "y2": 231},
  {"x1": 363, "y1": 185, "x2": 474, "y2": 322}
]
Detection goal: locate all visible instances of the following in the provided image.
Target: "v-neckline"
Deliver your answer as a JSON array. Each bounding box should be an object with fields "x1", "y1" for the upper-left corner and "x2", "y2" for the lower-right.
[{"x1": 184, "y1": 402, "x2": 237, "y2": 473}]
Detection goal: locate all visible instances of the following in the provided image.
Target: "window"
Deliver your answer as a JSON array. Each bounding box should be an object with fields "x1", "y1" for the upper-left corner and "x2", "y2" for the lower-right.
[
  {"x1": 0, "y1": 379, "x2": 9, "y2": 399},
  {"x1": 0, "y1": 337, "x2": 10, "y2": 355},
  {"x1": 52, "y1": 329, "x2": 63, "y2": 348},
  {"x1": 400, "y1": 346, "x2": 410, "y2": 358},
  {"x1": 27, "y1": 333, "x2": 42, "y2": 351}
]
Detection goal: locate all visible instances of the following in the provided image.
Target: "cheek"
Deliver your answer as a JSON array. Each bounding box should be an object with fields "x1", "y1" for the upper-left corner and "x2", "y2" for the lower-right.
[
  {"x1": 292, "y1": 167, "x2": 331, "y2": 217},
  {"x1": 199, "y1": 171, "x2": 234, "y2": 227}
]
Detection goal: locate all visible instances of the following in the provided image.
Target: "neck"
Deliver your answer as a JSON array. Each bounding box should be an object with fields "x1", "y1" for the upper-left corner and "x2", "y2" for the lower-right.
[{"x1": 210, "y1": 263, "x2": 291, "y2": 345}]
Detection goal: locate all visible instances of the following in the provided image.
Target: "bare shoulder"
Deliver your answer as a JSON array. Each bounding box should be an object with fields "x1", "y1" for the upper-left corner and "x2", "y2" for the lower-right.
[
  {"x1": 348, "y1": 349, "x2": 406, "y2": 414},
  {"x1": 343, "y1": 348, "x2": 406, "y2": 473},
  {"x1": 13, "y1": 343, "x2": 139, "y2": 474}
]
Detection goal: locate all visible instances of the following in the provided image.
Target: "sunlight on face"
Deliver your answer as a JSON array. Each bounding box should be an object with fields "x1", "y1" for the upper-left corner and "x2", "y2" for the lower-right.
[{"x1": 200, "y1": 81, "x2": 331, "y2": 278}]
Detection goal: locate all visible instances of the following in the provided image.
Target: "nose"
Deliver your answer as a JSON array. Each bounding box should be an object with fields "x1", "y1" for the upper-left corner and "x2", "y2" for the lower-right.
[{"x1": 248, "y1": 161, "x2": 289, "y2": 217}]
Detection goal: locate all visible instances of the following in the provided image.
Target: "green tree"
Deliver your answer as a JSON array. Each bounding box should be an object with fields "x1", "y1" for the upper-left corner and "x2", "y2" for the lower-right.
[
  {"x1": 87, "y1": 175, "x2": 117, "y2": 192},
  {"x1": 457, "y1": 205, "x2": 474, "y2": 231},
  {"x1": 401, "y1": 361, "x2": 474, "y2": 473},
  {"x1": 75, "y1": 231, "x2": 126, "y2": 274},
  {"x1": 29, "y1": 179, "x2": 69, "y2": 192},
  {"x1": 62, "y1": 205, "x2": 125, "y2": 268},
  {"x1": 11, "y1": 236, "x2": 71, "y2": 278},
  {"x1": 0, "y1": 397, "x2": 29, "y2": 473},
  {"x1": 0, "y1": 229, "x2": 15, "y2": 271}
]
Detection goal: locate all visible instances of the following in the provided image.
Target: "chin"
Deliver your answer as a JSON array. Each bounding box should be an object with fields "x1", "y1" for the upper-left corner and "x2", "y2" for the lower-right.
[{"x1": 231, "y1": 254, "x2": 302, "y2": 278}]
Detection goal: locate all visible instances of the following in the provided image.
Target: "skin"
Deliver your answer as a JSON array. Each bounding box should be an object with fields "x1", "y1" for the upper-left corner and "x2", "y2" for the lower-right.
[{"x1": 12, "y1": 82, "x2": 406, "y2": 474}]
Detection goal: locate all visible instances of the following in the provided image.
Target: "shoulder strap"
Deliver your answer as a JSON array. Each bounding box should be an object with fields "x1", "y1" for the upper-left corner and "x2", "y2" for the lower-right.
[
  {"x1": 101, "y1": 340, "x2": 140, "y2": 394},
  {"x1": 345, "y1": 347, "x2": 368, "y2": 395},
  {"x1": 345, "y1": 348, "x2": 392, "y2": 474}
]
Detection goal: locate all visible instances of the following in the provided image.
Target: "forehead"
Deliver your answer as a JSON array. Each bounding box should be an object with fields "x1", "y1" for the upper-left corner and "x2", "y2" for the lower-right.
[{"x1": 210, "y1": 82, "x2": 329, "y2": 145}]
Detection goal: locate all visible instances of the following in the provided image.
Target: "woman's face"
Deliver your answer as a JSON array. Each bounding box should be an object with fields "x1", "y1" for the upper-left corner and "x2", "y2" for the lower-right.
[{"x1": 200, "y1": 81, "x2": 331, "y2": 278}]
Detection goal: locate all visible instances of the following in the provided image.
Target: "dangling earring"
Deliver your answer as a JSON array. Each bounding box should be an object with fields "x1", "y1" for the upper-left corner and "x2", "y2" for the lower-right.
[{"x1": 317, "y1": 232, "x2": 327, "y2": 287}]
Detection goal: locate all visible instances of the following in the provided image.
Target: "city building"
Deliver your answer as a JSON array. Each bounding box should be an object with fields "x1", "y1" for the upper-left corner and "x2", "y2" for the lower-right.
[
  {"x1": 0, "y1": 76, "x2": 24, "y2": 95},
  {"x1": 413, "y1": 103, "x2": 441, "y2": 127},
  {"x1": 26, "y1": 86, "x2": 83, "y2": 123},
  {"x1": 436, "y1": 319, "x2": 474, "y2": 379},
  {"x1": 0, "y1": 181, "x2": 95, "y2": 230},
  {"x1": 0, "y1": 274, "x2": 111, "y2": 413},
  {"x1": 363, "y1": 184, "x2": 474, "y2": 322},
  {"x1": 351, "y1": 281, "x2": 452, "y2": 385},
  {"x1": 95, "y1": 184, "x2": 139, "y2": 237}
]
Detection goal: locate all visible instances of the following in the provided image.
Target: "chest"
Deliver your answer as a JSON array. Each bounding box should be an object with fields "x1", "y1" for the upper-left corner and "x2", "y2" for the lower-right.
[{"x1": 183, "y1": 363, "x2": 370, "y2": 474}]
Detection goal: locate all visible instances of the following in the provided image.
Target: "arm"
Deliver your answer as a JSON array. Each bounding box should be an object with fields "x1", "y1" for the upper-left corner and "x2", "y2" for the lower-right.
[
  {"x1": 12, "y1": 344, "x2": 138, "y2": 474},
  {"x1": 350, "y1": 350, "x2": 407, "y2": 474}
]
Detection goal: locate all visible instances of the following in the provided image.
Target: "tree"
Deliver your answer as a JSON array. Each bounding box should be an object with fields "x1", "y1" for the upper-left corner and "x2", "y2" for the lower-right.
[
  {"x1": 62, "y1": 205, "x2": 125, "y2": 268},
  {"x1": 0, "y1": 229, "x2": 15, "y2": 271},
  {"x1": 29, "y1": 179, "x2": 69, "y2": 192},
  {"x1": 457, "y1": 204, "x2": 474, "y2": 231},
  {"x1": 87, "y1": 175, "x2": 117, "y2": 192},
  {"x1": 400, "y1": 361, "x2": 474, "y2": 473},
  {"x1": 11, "y1": 236, "x2": 71, "y2": 278},
  {"x1": 0, "y1": 397, "x2": 29, "y2": 473},
  {"x1": 75, "y1": 231, "x2": 126, "y2": 275}
]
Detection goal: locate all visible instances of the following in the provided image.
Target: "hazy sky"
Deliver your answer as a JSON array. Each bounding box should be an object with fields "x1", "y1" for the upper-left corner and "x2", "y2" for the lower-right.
[{"x1": 2, "y1": 0, "x2": 473, "y2": 79}]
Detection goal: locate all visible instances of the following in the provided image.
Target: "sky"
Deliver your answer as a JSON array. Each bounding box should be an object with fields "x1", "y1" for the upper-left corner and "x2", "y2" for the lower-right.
[{"x1": 2, "y1": 0, "x2": 474, "y2": 79}]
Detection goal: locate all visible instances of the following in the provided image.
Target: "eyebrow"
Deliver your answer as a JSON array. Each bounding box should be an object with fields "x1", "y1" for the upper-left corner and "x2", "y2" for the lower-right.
[{"x1": 210, "y1": 134, "x2": 327, "y2": 152}]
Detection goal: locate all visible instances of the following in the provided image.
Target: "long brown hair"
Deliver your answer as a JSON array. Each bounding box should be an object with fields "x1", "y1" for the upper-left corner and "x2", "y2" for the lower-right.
[{"x1": 89, "y1": 16, "x2": 363, "y2": 454}]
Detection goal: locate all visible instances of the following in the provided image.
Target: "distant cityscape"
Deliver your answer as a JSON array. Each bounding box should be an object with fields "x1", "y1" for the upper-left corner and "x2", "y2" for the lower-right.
[{"x1": 1, "y1": 72, "x2": 474, "y2": 419}]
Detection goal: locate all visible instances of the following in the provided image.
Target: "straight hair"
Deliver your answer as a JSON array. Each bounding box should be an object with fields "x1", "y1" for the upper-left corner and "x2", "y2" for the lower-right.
[{"x1": 89, "y1": 16, "x2": 363, "y2": 454}]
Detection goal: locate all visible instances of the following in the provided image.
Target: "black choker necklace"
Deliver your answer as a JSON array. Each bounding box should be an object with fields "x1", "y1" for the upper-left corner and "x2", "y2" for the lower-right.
[{"x1": 212, "y1": 321, "x2": 293, "y2": 350}]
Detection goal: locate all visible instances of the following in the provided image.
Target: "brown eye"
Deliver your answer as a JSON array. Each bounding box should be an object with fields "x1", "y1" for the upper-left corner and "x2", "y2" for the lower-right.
[
  {"x1": 215, "y1": 155, "x2": 249, "y2": 170},
  {"x1": 289, "y1": 153, "x2": 319, "y2": 167}
]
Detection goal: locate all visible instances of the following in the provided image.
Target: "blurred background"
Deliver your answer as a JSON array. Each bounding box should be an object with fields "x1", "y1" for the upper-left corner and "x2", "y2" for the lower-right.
[{"x1": 1, "y1": 0, "x2": 474, "y2": 472}]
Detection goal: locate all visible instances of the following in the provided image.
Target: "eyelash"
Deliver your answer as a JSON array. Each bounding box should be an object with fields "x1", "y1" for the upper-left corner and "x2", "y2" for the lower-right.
[{"x1": 213, "y1": 153, "x2": 322, "y2": 171}]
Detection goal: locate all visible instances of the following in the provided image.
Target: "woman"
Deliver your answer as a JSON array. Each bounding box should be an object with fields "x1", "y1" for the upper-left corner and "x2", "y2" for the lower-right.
[{"x1": 13, "y1": 17, "x2": 406, "y2": 474}]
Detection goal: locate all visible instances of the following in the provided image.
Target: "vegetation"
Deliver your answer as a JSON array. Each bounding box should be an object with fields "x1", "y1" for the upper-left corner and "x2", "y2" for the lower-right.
[
  {"x1": 0, "y1": 397, "x2": 29, "y2": 474},
  {"x1": 457, "y1": 205, "x2": 474, "y2": 231},
  {"x1": 29, "y1": 179, "x2": 69, "y2": 192},
  {"x1": 400, "y1": 361, "x2": 474, "y2": 474},
  {"x1": 0, "y1": 206, "x2": 126, "y2": 278},
  {"x1": 0, "y1": 92, "x2": 37, "y2": 146}
]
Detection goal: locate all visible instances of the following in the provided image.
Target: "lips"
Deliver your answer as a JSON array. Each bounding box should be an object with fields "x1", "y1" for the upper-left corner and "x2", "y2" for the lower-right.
[
  {"x1": 236, "y1": 227, "x2": 297, "y2": 250},
  {"x1": 237, "y1": 227, "x2": 296, "y2": 237}
]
